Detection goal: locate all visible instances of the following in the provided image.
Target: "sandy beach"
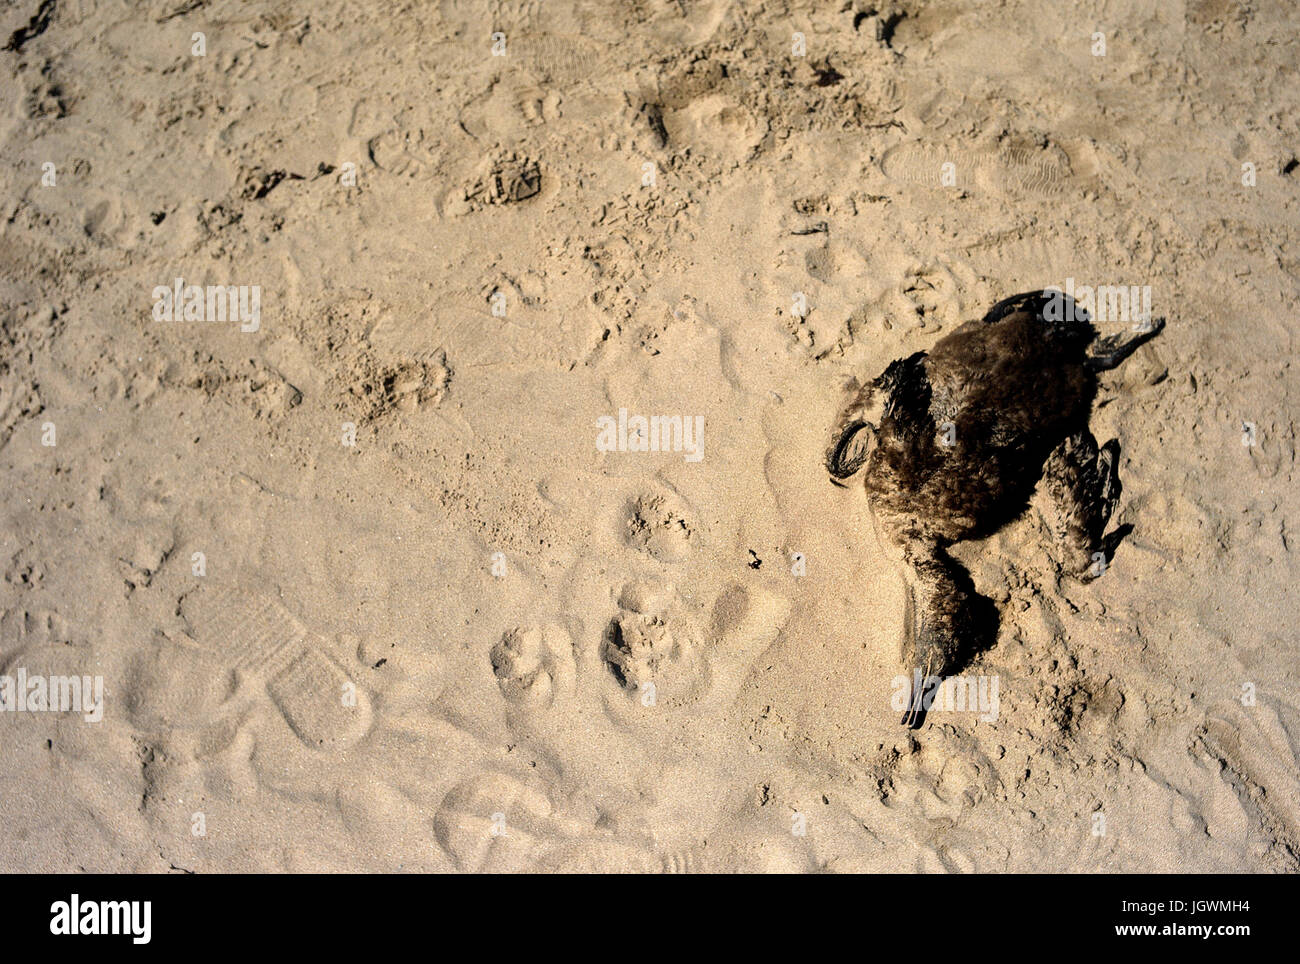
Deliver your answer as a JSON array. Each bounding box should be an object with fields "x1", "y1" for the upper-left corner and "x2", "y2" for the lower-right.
[{"x1": 1, "y1": 0, "x2": 1297, "y2": 872}]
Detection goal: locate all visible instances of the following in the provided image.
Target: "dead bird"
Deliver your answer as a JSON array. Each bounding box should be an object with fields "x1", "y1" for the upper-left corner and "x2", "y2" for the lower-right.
[{"x1": 825, "y1": 289, "x2": 1164, "y2": 728}]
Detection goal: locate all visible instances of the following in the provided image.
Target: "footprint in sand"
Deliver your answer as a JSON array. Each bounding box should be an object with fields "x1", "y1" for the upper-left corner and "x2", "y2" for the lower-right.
[
  {"x1": 1242, "y1": 420, "x2": 1292, "y2": 480},
  {"x1": 179, "y1": 586, "x2": 372, "y2": 752},
  {"x1": 884, "y1": 261, "x2": 979, "y2": 332},
  {"x1": 490, "y1": 624, "x2": 576, "y2": 713},
  {"x1": 1192, "y1": 698, "x2": 1300, "y2": 871},
  {"x1": 602, "y1": 608, "x2": 711, "y2": 708},
  {"x1": 433, "y1": 770, "x2": 814, "y2": 872},
  {"x1": 121, "y1": 634, "x2": 237, "y2": 734},
  {"x1": 432, "y1": 771, "x2": 589, "y2": 873},
  {"x1": 625, "y1": 489, "x2": 697, "y2": 562},
  {"x1": 512, "y1": 33, "x2": 613, "y2": 88},
  {"x1": 353, "y1": 634, "x2": 447, "y2": 717},
  {"x1": 0, "y1": 609, "x2": 94, "y2": 694},
  {"x1": 367, "y1": 128, "x2": 443, "y2": 180},
  {"x1": 880, "y1": 135, "x2": 1075, "y2": 199},
  {"x1": 600, "y1": 580, "x2": 790, "y2": 713},
  {"x1": 458, "y1": 82, "x2": 562, "y2": 140},
  {"x1": 0, "y1": 608, "x2": 79, "y2": 652}
]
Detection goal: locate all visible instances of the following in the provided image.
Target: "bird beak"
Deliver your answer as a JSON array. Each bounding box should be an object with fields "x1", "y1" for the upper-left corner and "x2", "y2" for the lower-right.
[{"x1": 901, "y1": 672, "x2": 937, "y2": 729}]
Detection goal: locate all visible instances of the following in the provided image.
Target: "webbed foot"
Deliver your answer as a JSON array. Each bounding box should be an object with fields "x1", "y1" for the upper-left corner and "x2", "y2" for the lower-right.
[{"x1": 1086, "y1": 316, "x2": 1165, "y2": 371}]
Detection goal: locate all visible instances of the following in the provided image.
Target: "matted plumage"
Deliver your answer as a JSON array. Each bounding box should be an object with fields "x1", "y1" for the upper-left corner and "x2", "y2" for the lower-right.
[{"x1": 826, "y1": 290, "x2": 1165, "y2": 728}]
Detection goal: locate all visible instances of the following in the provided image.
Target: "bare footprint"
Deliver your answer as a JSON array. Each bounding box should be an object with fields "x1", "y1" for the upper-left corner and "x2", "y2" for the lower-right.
[{"x1": 1192, "y1": 698, "x2": 1300, "y2": 871}]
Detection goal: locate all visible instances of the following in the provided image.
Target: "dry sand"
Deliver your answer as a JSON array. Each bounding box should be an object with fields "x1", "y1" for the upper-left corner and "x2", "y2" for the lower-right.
[{"x1": 0, "y1": 0, "x2": 1297, "y2": 872}]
